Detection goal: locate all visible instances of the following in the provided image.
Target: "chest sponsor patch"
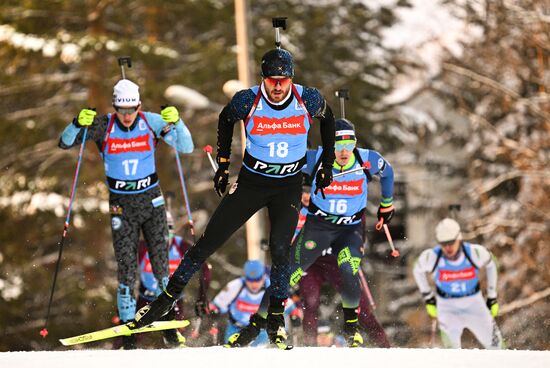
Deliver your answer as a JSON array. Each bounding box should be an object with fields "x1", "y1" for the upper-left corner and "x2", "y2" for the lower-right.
[
  {"x1": 438, "y1": 267, "x2": 476, "y2": 282},
  {"x1": 250, "y1": 115, "x2": 306, "y2": 135},
  {"x1": 107, "y1": 134, "x2": 151, "y2": 154},
  {"x1": 323, "y1": 179, "x2": 365, "y2": 196},
  {"x1": 235, "y1": 300, "x2": 260, "y2": 313}
]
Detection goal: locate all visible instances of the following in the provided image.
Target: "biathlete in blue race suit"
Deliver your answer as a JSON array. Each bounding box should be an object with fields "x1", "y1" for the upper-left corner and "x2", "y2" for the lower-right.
[
  {"x1": 58, "y1": 79, "x2": 194, "y2": 349},
  {"x1": 133, "y1": 47, "x2": 336, "y2": 348},
  {"x1": 209, "y1": 260, "x2": 300, "y2": 347}
]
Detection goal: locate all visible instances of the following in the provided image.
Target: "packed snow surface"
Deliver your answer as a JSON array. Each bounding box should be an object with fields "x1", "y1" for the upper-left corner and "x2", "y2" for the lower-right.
[{"x1": 1, "y1": 347, "x2": 549, "y2": 368}]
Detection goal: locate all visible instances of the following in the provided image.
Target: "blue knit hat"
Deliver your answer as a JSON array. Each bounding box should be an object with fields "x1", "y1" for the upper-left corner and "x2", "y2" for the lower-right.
[
  {"x1": 335, "y1": 118, "x2": 356, "y2": 142},
  {"x1": 244, "y1": 260, "x2": 265, "y2": 281}
]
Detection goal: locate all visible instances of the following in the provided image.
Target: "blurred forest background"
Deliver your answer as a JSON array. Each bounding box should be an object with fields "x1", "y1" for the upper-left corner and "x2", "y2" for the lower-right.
[{"x1": 0, "y1": 0, "x2": 549, "y2": 351}]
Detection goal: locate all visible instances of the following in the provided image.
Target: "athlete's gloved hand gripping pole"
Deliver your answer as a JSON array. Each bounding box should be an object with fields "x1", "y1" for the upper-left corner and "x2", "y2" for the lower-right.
[
  {"x1": 375, "y1": 201, "x2": 398, "y2": 257},
  {"x1": 40, "y1": 108, "x2": 95, "y2": 338}
]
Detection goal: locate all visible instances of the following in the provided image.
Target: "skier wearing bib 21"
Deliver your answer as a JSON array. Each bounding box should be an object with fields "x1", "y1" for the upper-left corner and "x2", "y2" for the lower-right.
[
  {"x1": 413, "y1": 218, "x2": 504, "y2": 349},
  {"x1": 58, "y1": 79, "x2": 194, "y2": 349},
  {"x1": 132, "y1": 47, "x2": 336, "y2": 349},
  {"x1": 225, "y1": 118, "x2": 394, "y2": 347}
]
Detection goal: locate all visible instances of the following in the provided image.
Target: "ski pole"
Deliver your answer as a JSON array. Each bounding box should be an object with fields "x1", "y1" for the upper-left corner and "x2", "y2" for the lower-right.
[
  {"x1": 202, "y1": 145, "x2": 217, "y2": 172},
  {"x1": 358, "y1": 269, "x2": 376, "y2": 310},
  {"x1": 163, "y1": 106, "x2": 195, "y2": 239},
  {"x1": 376, "y1": 220, "x2": 400, "y2": 257},
  {"x1": 333, "y1": 162, "x2": 370, "y2": 178},
  {"x1": 40, "y1": 127, "x2": 89, "y2": 338},
  {"x1": 174, "y1": 147, "x2": 195, "y2": 239},
  {"x1": 430, "y1": 318, "x2": 438, "y2": 348}
]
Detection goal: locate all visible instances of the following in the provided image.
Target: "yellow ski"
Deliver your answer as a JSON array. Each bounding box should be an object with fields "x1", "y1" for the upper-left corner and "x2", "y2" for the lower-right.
[{"x1": 60, "y1": 320, "x2": 190, "y2": 346}]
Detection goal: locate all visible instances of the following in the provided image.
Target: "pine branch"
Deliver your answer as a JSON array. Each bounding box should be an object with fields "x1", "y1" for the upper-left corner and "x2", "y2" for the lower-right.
[
  {"x1": 500, "y1": 286, "x2": 550, "y2": 315},
  {"x1": 442, "y1": 62, "x2": 550, "y2": 121}
]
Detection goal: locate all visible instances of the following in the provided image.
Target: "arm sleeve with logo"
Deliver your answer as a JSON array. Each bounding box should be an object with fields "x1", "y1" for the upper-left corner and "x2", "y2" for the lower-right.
[
  {"x1": 142, "y1": 112, "x2": 194, "y2": 153},
  {"x1": 470, "y1": 244, "x2": 498, "y2": 299},
  {"x1": 366, "y1": 150, "x2": 394, "y2": 204},
  {"x1": 211, "y1": 278, "x2": 245, "y2": 314},
  {"x1": 216, "y1": 89, "x2": 256, "y2": 160},
  {"x1": 58, "y1": 115, "x2": 108, "y2": 150},
  {"x1": 412, "y1": 249, "x2": 438, "y2": 297}
]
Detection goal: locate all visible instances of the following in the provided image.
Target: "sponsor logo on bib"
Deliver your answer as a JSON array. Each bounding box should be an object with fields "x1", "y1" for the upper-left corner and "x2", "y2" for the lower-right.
[
  {"x1": 236, "y1": 300, "x2": 261, "y2": 313},
  {"x1": 107, "y1": 134, "x2": 151, "y2": 154},
  {"x1": 323, "y1": 179, "x2": 365, "y2": 196},
  {"x1": 250, "y1": 115, "x2": 306, "y2": 136},
  {"x1": 439, "y1": 267, "x2": 476, "y2": 282}
]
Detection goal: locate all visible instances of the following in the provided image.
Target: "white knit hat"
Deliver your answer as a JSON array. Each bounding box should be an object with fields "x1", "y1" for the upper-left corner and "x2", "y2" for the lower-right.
[
  {"x1": 435, "y1": 218, "x2": 461, "y2": 243},
  {"x1": 112, "y1": 79, "x2": 140, "y2": 106}
]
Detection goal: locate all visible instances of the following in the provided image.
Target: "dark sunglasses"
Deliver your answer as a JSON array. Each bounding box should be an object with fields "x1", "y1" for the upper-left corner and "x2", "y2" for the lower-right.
[
  {"x1": 115, "y1": 106, "x2": 139, "y2": 115},
  {"x1": 264, "y1": 77, "x2": 292, "y2": 88}
]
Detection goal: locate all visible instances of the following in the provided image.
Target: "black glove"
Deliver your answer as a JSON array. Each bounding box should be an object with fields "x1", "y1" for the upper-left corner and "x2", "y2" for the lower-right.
[
  {"x1": 377, "y1": 204, "x2": 395, "y2": 225},
  {"x1": 194, "y1": 300, "x2": 209, "y2": 317},
  {"x1": 315, "y1": 167, "x2": 333, "y2": 198},
  {"x1": 213, "y1": 161, "x2": 229, "y2": 197}
]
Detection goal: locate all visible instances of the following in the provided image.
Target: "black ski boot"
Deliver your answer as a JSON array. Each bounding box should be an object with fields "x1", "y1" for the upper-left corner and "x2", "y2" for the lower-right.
[
  {"x1": 161, "y1": 307, "x2": 186, "y2": 348},
  {"x1": 225, "y1": 313, "x2": 266, "y2": 347},
  {"x1": 162, "y1": 329, "x2": 186, "y2": 348},
  {"x1": 343, "y1": 307, "x2": 364, "y2": 347},
  {"x1": 133, "y1": 291, "x2": 176, "y2": 329},
  {"x1": 267, "y1": 297, "x2": 293, "y2": 350}
]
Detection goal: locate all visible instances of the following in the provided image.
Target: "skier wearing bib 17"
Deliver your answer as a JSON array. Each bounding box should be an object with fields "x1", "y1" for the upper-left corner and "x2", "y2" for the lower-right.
[
  {"x1": 132, "y1": 47, "x2": 336, "y2": 349},
  {"x1": 58, "y1": 79, "x2": 194, "y2": 349}
]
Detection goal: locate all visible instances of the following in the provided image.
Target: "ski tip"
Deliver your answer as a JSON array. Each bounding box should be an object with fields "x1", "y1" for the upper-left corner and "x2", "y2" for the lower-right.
[
  {"x1": 40, "y1": 328, "x2": 49, "y2": 338},
  {"x1": 391, "y1": 249, "x2": 400, "y2": 257}
]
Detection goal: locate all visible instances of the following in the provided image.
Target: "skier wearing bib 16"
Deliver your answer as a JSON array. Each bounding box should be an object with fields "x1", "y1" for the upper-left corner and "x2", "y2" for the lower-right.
[
  {"x1": 58, "y1": 79, "x2": 194, "y2": 349},
  {"x1": 226, "y1": 118, "x2": 395, "y2": 347},
  {"x1": 132, "y1": 44, "x2": 336, "y2": 349},
  {"x1": 412, "y1": 218, "x2": 504, "y2": 349}
]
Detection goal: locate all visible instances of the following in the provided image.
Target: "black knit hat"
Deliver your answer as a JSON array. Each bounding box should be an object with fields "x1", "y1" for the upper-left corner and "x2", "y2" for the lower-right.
[{"x1": 261, "y1": 48, "x2": 294, "y2": 78}]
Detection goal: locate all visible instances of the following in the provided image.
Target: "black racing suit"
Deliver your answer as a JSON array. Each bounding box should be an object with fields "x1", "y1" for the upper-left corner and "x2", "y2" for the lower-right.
[{"x1": 165, "y1": 85, "x2": 335, "y2": 308}]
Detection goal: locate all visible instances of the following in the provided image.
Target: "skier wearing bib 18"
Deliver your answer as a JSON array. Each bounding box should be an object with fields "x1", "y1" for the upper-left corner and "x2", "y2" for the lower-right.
[{"x1": 133, "y1": 45, "x2": 336, "y2": 349}]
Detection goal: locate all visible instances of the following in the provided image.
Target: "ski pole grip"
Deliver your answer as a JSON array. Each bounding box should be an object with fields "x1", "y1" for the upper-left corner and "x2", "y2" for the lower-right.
[{"x1": 203, "y1": 145, "x2": 217, "y2": 172}]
